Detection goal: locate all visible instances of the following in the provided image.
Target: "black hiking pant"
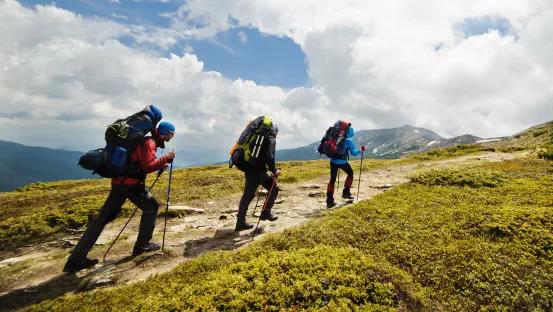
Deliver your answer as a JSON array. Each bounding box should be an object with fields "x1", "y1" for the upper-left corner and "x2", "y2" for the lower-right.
[
  {"x1": 237, "y1": 171, "x2": 278, "y2": 224},
  {"x1": 327, "y1": 162, "x2": 354, "y2": 203},
  {"x1": 68, "y1": 183, "x2": 160, "y2": 261}
]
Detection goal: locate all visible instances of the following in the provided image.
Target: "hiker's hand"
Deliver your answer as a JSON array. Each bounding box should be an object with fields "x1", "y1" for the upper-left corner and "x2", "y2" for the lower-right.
[
  {"x1": 273, "y1": 169, "x2": 282, "y2": 177},
  {"x1": 165, "y1": 149, "x2": 176, "y2": 160},
  {"x1": 361, "y1": 145, "x2": 367, "y2": 152}
]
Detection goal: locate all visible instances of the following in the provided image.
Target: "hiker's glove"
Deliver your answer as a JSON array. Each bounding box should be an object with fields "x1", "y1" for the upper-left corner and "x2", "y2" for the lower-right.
[
  {"x1": 165, "y1": 149, "x2": 176, "y2": 160},
  {"x1": 157, "y1": 169, "x2": 164, "y2": 177},
  {"x1": 361, "y1": 146, "x2": 367, "y2": 152}
]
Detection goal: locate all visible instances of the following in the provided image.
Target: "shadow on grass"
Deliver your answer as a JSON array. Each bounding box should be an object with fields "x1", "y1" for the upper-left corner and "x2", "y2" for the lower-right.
[{"x1": 0, "y1": 254, "x2": 144, "y2": 311}]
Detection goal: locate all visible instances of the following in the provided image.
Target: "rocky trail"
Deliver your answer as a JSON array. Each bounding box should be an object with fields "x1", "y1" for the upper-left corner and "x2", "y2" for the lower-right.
[{"x1": 0, "y1": 152, "x2": 515, "y2": 311}]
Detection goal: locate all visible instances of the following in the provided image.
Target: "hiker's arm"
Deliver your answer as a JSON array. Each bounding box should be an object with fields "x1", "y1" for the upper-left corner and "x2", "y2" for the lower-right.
[
  {"x1": 137, "y1": 140, "x2": 170, "y2": 173},
  {"x1": 265, "y1": 136, "x2": 277, "y2": 173},
  {"x1": 348, "y1": 140, "x2": 361, "y2": 156}
]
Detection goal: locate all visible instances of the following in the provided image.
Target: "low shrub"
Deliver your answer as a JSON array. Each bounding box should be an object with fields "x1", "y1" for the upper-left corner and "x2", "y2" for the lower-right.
[{"x1": 410, "y1": 168, "x2": 508, "y2": 188}]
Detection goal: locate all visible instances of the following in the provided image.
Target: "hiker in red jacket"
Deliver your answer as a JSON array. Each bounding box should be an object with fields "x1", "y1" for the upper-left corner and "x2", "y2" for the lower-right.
[{"x1": 63, "y1": 122, "x2": 176, "y2": 273}]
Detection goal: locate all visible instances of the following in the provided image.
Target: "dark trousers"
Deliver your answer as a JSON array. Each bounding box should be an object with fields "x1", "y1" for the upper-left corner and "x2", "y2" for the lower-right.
[
  {"x1": 69, "y1": 183, "x2": 160, "y2": 261},
  {"x1": 237, "y1": 172, "x2": 278, "y2": 223},
  {"x1": 327, "y1": 162, "x2": 354, "y2": 202}
]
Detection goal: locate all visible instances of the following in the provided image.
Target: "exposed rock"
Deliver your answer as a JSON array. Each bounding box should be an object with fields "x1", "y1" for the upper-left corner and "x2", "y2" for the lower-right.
[
  {"x1": 308, "y1": 191, "x2": 323, "y2": 197},
  {"x1": 300, "y1": 185, "x2": 321, "y2": 190},
  {"x1": 371, "y1": 184, "x2": 393, "y2": 189},
  {"x1": 90, "y1": 277, "x2": 115, "y2": 289},
  {"x1": 275, "y1": 199, "x2": 285, "y2": 204},
  {"x1": 219, "y1": 215, "x2": 228, "y2": 220},
  {"x1": 170, "y1": 206, "x2": 205, "y2": 215}
]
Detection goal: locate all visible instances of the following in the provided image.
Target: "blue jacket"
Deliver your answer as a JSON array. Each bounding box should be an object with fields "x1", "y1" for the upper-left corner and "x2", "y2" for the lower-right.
[{"x1": 330, "y1": 127, "x2": 361, "y2": 165}]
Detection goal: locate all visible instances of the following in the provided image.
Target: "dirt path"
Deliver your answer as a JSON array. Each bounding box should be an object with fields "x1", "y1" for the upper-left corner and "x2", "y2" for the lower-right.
[{"x1": 0, "y1": 152, "x2": 515, "y2": 311}]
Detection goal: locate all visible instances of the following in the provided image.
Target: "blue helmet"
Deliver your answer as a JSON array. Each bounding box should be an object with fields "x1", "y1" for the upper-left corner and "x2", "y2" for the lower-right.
[{"x1": 158, "y1": 121, "x2": 175, "y2": 135}]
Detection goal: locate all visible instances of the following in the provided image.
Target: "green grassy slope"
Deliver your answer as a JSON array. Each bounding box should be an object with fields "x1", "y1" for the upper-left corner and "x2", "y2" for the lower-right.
[
  {"x1": 0, "y1": 159, "x2": 386, "y2": 252},
  {"x1": 30, "y1": 157, "x2": 553, "y2": 311}
]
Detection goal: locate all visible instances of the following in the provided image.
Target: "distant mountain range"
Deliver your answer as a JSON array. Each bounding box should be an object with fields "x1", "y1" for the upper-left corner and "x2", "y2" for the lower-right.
[
  {"x1": 277, "y1": 125, "x2": 489, "y2": 161},
  {"x1": 0, "y1": 125, "x2": 496, "y2": 191},
  {"x1": 0, "y1": 140, "x2": 92, "y2": 192}
]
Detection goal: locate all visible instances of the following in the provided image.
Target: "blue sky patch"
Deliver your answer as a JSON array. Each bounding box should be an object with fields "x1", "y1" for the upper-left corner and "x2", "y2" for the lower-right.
[
  {"x1": 457, "y1": 15, "x2": 513, "y2": 38},
  {"x1": 183, "y1": 28, "x2": 308, "y2": 88},
  {"x1": 19, "y1": 0, "x2": 309, "y2": 88}
]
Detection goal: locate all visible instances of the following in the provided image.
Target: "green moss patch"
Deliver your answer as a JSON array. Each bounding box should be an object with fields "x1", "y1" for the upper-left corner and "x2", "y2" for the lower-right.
[{"x1": 30, "y1": 158, "x2": 553, "y2": 311}]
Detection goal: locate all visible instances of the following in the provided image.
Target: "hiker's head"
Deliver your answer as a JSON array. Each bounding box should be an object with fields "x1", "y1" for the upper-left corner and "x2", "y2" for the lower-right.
[
  {"x1": 157, "y1": 121, "x2": 175, "y2": 142},
  {"x1": 347, "y1": 126, "x2": 355, "y2": 138}
]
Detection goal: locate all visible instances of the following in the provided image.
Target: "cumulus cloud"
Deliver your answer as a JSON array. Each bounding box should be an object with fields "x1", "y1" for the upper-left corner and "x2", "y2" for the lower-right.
[
  {"x1": 0, "y1": 0, "x2": 321, "y2": 160},
  {"x1": 172, "y1": 0, "x2": 553, "y2": 138},
  {"x1": 2, "y1": 0, "x2": 553, "y2": 166}
]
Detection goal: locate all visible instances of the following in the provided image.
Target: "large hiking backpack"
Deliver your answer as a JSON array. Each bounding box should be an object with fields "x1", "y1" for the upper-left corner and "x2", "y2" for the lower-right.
[
  {"x1": 229, "y1": 116, "x2": 275, "y2": 172},
  {"x1": 318, "y1": 120, "x2": 351, "y2": 158},
  {"x1": 78, "y1": 105, "x2": 162, "y2": 178}
]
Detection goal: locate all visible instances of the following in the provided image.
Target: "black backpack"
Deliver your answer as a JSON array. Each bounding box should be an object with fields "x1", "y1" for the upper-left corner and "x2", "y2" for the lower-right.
[
  {"x1": 78, "y1": 105, "x2": 162, "y2": 178},
  {"x1": 229, "y1": 116, "x2": 275, "y2": 172},
  {"x1": 318, "y1": 120, "x2": 351, "y2": 158}
]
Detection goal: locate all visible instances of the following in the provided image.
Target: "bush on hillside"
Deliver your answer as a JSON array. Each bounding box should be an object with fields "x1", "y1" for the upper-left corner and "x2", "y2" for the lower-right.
[
  {"x1": 412, "y1": 144, "x2": 494, "y2": 161},
  {"x1": 410, "y1": 168, "x2": 507, "y2": 188},
  {"x1": 538, "y1": 145, "x2": 553, "y2": 160}
]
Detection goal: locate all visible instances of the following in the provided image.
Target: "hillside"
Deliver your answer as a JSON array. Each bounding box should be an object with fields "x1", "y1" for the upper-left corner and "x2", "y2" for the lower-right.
[
  {"x1": 0, "y1": 121, "x2": 551, "y2": 311},
  {"x1": 277, "y1": 125, "x2": 483, "y2": 161},
  {"x1": 16, "y1": 153, "x2": 553, "y2": 311},
  {"x1": 0, "y1": 140, "x2": 91, "y2": 192}
]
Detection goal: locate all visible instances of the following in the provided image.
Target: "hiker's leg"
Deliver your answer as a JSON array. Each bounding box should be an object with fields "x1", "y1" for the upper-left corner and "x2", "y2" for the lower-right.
[
  {"x1": 69, "y1": 186, "x2": 126, "y2": 261},
  {"x1": 260, "y1": 173, "x2": 279, "y2": 215},
  {"x1": 327, "y1": 163, "x2": 339, "y2": 205},
  {"x1": 237, "y1": 172, "x2": 261, "y2": 224},
  {"x1": 342, "y1": 163, "x2": 355, "y2": 198},
  {"x1": 126, "y1": 184, "x2": 160, "y2": 247}
]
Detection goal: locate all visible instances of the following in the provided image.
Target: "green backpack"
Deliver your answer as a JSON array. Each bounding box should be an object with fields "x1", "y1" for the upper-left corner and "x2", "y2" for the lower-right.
[{"x1": 229, "y1": 116, "x2": 274, "y2": 171}]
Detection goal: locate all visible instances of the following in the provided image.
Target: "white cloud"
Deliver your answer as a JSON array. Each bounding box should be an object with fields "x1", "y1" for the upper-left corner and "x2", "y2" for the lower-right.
[
  {"x1": 110, "y1": 13, "x2": 127, "y2": 20},
  {"x1": 2, "y1": 0, "x2": 553, "y2": 167},
  {"x1": 171, "y1": 0, "x2": 553, "y2": 138},
  {"x1": 237, "y1": 30, "x2": 247, "y2": 43}
]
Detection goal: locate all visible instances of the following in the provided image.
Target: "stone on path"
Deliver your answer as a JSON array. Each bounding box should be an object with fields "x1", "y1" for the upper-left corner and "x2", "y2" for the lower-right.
[{"x1": 170, "y1": 205, "x2": 205, "y2": 215}]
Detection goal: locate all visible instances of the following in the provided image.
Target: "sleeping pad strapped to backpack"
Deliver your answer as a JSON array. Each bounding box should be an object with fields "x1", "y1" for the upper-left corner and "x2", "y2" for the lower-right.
[
  {"x1": 318, "y1": 120, "x2": 351, "y2": 158},
  {"x1": 229, "y1": 116, "x2": 275, "y2": 172},
  {"x1": 78, "y1": 105, "x2": 162, "y2": 178}
]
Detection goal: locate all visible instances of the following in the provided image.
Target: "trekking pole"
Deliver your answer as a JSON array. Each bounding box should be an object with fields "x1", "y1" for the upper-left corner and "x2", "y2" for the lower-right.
[
  {"x1": 251, "y1": 185, "x2": 263, "y2": 217},
  {"x1": 162, "y1": 160, "x2": 174, "y2": 252},
  {"x1": 336, "y1": 168, "x2": 341, "y2": 190},
  {"x1": 103, "y1": 170, "x2": 163, "y2": 261},
  {"x1": 252, "y1": 177, "x2": 277, "y2": 240},
  {"x1": 356, "y1": 150, "x2": 365, "y2": 201}
]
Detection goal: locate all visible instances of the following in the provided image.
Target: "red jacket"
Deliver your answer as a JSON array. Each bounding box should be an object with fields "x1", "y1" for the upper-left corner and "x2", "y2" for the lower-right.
[{"x1": 112, "y1": 137, "x2": 170, "y2": 185}]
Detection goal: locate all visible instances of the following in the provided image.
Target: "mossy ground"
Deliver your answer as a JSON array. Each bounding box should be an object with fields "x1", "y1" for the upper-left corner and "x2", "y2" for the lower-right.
[
  {"x1": 29, "y1": 157, "x2": 553, "y2": 311},
  {"x1": 0, "y1": 159, "x2": 387, "y2": 252}
]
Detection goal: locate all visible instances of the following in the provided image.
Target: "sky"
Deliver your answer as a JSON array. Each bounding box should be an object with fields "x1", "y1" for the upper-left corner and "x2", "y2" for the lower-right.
[{"x1": 1, "y1": 0, "x2": 553, "y2": 163}]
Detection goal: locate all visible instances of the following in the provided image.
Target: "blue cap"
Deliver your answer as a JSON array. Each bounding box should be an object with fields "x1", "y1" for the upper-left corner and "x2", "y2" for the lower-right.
[
  {"x1": 148, "y1": 105, "x2": 162, "y2": 123},
  {"x1": 157, "y1": 121, "x2": 175, "y2": 135}
]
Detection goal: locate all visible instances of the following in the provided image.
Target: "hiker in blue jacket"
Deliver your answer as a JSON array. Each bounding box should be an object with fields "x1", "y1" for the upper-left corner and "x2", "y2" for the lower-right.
[{"x1": 327, "y1": 126, "x2": 366, "y2": 208}]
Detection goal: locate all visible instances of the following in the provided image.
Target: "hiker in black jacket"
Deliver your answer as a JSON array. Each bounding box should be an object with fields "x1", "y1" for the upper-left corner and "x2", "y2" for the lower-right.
[{"x1": 232, "y1": 116, "x2": 281, "y2": 231}]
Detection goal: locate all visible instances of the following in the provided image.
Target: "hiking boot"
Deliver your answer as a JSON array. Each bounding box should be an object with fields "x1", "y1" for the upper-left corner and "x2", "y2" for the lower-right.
[
  {"x1": 63, "y1": 257, "x2": 99, "y2": 273},
  {"x1": 326, "y1": 201, "x2": 337, "y2": 209},
  {"x1": 342, "y1": 189, "x2": 355, "y2": 200},
  {"x1": 132, "y1": 242, "x2": 160, "y2": 256},
  {"x1": 235, "y1": 221, "x2": 254, "y2": 231},
  {"x1": 260, "y1": 212, "x2": 278, "y2": 221}
]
